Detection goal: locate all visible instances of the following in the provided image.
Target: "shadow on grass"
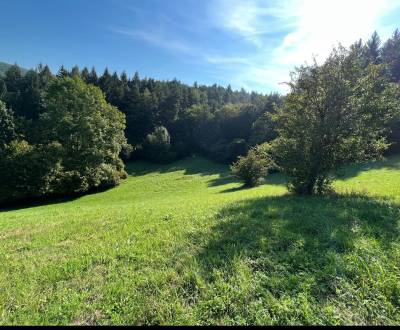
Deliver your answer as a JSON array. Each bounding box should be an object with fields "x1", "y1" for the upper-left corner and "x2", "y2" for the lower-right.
[
  {"x1": 0, "y1": 185, "x2": 113, "y2": 213},
  {"x1": 193, "y1": 193, "x2": 400, "y2": 308},
  {"x1": 220, "y1": 185, "x2": 249, "y2": 193},
  {"x1": 334, "y1": 155, "x2": 400, "y2": 181},
  {"x1": 127, "y1": 156, "x2": 241, "y2": 188},
  {"x1": 126, "y1": 156, "x2": 227, "y2": 177},
  {"x1": 127, "y1": 156, "x2": 288, "y2": 190}
]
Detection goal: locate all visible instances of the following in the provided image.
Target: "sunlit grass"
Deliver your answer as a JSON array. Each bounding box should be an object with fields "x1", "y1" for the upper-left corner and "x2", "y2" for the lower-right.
[{"x1": 0, "y1": 155, "x2": 399, "y2": 325}]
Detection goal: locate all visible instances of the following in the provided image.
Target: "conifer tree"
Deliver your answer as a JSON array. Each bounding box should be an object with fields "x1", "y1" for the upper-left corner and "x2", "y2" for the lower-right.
[{"x1": 57, "y1": 65, "x2": 69, "y2": 78}]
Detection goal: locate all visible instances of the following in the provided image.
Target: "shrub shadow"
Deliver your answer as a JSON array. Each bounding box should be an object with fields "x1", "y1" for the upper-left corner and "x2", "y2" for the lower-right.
[
  {"x1": 127, "y1": 156, "x2": 240, "y2": 187},
  {"x1": 220, "y1": 185, "x2": 249, "y2": 193},
  {"x1": 0, "y1": 185, "x2": 113, "y2": 212},
  {"x1": 126, "y1": 156, "x2": 229, "y2": 177},
  {"x1": 193, "y1": 193, "x2": 400, "y2": 298},
  {"x1": 334, "y1": 155, "x2": 400, "y2": 180},
  {"x1": 127, "y1": 156, "x2": 288, "y2": 190}
]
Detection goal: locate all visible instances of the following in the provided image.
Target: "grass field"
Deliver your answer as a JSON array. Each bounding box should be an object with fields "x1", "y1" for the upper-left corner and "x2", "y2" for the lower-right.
[{"x1": 1, "y1": 155, "x2": 400, "y2": 325}]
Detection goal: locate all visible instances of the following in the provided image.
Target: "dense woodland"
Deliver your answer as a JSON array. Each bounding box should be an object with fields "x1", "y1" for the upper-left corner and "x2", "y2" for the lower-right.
[{"x1": 1, "y1": 30, "x2": 400, "y2": 203}]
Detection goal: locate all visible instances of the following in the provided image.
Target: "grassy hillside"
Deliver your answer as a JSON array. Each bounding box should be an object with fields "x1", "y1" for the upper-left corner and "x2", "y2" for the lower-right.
[{"x1": 0, "y1": 155, "x2": 400, "y2": 325}]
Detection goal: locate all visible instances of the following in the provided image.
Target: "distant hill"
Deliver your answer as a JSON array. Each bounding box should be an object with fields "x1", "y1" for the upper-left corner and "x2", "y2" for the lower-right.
[{"x1": 0, "y1": 61, "x2": 28, "y2": 76}]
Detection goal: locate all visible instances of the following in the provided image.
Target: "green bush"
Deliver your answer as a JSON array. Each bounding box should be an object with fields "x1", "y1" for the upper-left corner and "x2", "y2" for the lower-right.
[{"x1": 231, "y1": 144, "x2": 271, "y2": 187}]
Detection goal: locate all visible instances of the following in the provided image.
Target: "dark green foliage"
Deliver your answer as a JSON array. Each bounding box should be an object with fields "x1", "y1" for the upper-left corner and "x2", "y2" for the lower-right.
[
  {"x1": 231, "y1": 144, "x2": 271, "y2": 186},
  {"x1": 1, "y1": 64, "x2": 54, "y2": 120},
  {"x1": 208, "y1": 138, "x2": 248, "y2": 164},
  {"x1": 382, "y1": 29, "x2": 400, "y2": 83},
  {"x1": 0, "y1": 140, "x2": 62, "y2": 202},
  {"x1": 249, "y1": 111, "x2": 277, "y2": 146},
  {"x1": 0, "y1": 101, "x2": 15, "y2": 148},
  {"x1": 0, "y1": 77, "x2": 128, "y2": 204},
  {"x1": 0, "y1": 80, "x2": 6, "y2": 100}
]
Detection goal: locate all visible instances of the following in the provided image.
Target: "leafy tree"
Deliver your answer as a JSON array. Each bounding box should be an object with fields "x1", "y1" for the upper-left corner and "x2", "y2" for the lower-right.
[
  {"x1": 142, "y1": 126, "x2": 176, "y2": 163},
  {"x1": 39, "y1": 77, "x2": 128, "y2": 194},
  {"x1": 271, "y1": 47, "x2": 400, "y2": 195}
]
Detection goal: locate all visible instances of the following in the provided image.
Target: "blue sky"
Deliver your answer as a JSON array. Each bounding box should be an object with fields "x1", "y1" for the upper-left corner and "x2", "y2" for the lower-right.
[{"x1": 1, "y1": 0, "x2": 400, "y2": 93}]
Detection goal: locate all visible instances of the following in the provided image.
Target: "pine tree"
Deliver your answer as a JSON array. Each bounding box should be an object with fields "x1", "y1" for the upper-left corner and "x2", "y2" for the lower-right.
[
  {"x1": 88, "y1": 67, "x2": 99, "y2": 85},
  {"x1": 38, "y1": 65, "x2": 53, "y2": 86},
  {"x1": 70, "y1": 65, "x2": 80, "y2": 78},
  {"x1": 364, "y1": 31, "x2": 381, "y2": 65},
  {"x1": 81, "y1": 67, "x2": 90, "y2": 83},
  {"x1": 382, "y1": 29, "x2": 400, "y2": 82},
  {"x1": 57, "y1": 65, "x2": 69, "y2": 78},
  {"x1": 99, "y1": 68, "x2": 112, "y2": 98}
]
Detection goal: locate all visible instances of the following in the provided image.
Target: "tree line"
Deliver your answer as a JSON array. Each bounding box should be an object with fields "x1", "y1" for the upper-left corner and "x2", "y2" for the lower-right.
[
  {"x1": 0, "y1": 61, "x2": 282, "y2": 164},
  {"x1": 1, "y1": 30, "x2": 400, "y2": 203}
]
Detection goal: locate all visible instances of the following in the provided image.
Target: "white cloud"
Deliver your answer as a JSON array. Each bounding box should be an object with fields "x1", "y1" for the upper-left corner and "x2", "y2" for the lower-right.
[
  {"x1": 209, "y1": 0, "x2": 295, "y2": 47},
  {"x1": 210, "y1": 0, "x2": 400, "y2": 92},
  {"x1": 112, "y1": 28, "x2": 197, "y2": 56},
  {"x1": 273, "y1": 0, "x2": 399, "y2": 67},
  {"x1": 203, "y1": 54, "x2": 250, "y2": 65}
]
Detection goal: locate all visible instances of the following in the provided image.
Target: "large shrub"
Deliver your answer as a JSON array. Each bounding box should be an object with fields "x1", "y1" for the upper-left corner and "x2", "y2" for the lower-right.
[{"x1": 231, "y1": 144, "x2": 271, "y2": 187}]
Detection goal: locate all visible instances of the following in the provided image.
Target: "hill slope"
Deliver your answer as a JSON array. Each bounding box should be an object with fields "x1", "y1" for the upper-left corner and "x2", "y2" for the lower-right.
[
  {"x1": 0, "y1": 61, "x2": 28, "y2": 76},
  {"x1": 0, "y1": 155, "x2": 400, "y2": 325}
]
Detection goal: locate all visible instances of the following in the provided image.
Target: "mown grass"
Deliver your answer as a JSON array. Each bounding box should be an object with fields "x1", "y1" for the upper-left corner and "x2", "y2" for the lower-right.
[{"x1": 0, "y1": 155, "x2": 400, "y2": 325}]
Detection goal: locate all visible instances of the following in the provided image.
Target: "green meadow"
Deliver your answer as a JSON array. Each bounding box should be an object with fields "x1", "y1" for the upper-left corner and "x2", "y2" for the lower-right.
[{"x1": 1, "y1": 155, "x2": 400, "y2": 325}]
